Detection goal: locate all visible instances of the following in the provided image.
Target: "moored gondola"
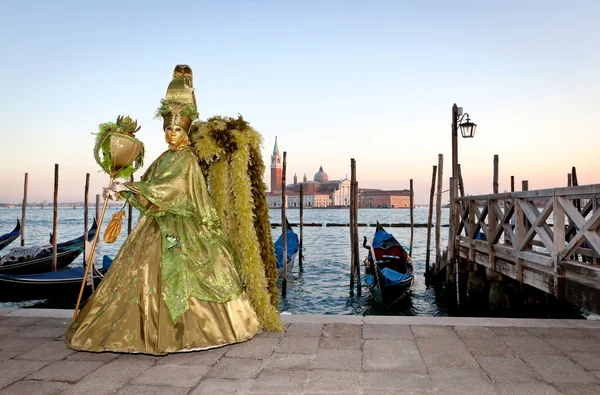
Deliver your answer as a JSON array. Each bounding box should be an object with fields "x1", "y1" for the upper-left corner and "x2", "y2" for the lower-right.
[
  {"x1": 0, "y1": 256, "x2": 112, "y2": 302},
  {"x1": 0, "y1": 219, "x2": 21, "y2": 252},
  {"x1": 363, "y1": 222, "x2": 413, "y2": 306},
  {"x1": 275, "y1": 218, "x2": 300, "y2": 278},
  {"x1": 0, "y1": 219, "x2": 97, "y2": 275}
]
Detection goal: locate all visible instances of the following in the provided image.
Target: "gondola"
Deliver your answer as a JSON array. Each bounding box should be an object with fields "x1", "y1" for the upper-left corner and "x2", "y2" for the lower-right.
[
  {"x1": 275, "y1": 218, "x2": 299, "y2": 278},
  {"x1": 0, "y1": 219, "x2": 97, "y2": 275},
  {"x1": 363, "y1": 222, "x2": 413, "y2": 306},
  {"x1": 0, "y1": 219, "x2": 21, "y2": 251},
  {"x1": 0, "y1": 255, "x2": 112, "y2": 302}
]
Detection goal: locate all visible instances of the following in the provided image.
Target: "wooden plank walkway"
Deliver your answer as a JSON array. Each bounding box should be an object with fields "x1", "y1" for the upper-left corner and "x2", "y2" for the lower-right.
[{"x1": 454, "y1": 184, "x2": 600, "y2": 314}]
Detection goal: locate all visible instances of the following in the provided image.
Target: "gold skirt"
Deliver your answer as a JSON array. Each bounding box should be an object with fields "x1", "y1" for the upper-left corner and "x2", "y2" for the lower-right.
[{"x1": 66, "y1": 216, "x2": 261, "y2": 355}]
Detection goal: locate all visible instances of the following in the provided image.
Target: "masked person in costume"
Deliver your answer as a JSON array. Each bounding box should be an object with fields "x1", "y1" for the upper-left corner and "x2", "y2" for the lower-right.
[{"x1": 66, "y1": 65, "x2": 270, "y2": 355}]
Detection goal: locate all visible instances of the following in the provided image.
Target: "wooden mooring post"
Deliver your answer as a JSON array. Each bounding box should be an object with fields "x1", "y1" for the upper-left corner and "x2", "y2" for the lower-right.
[
  {"x1": 457, "y1": 164, "x2": 465, "y2": 198},
  {"x1": 425, "y1": 165, "x2": 437, "y2": 277},
  {"x1": 52, "y1": 164, "x2": 59, "y2": 272},
  {"x1": 21, "y1": 173, "x2": 28, "y2": 246},
  {"x1": 281, "y1": 151, "x2": 288, "y2": 297},
  {"x1": 434, "y1": 154, "x2": 444, "y2": 275},
  {"x1": 493, "y1": 155, "x2": 499, "y2": 194},
  {"x1": 353, "y1": 161, "x2": 360, "y2": 295},
  {"x1": 95, "y1": 194, "x2": 101, "y2": 222},
  {"x1": 409, "y1": 179, "x2": 414, "y2": 258},
  {"x1": 84, "y1": 173, "x2": 90, "y2": 265},
  {"x1": 128, "y1": 175, "x2": 134, "y2": 235},
  {"x1": 299, "y1": 184, "x2": 304, "y2": 270},
  {"x1": 349, "y1": 158, "x2": 360, "y2": 293}
]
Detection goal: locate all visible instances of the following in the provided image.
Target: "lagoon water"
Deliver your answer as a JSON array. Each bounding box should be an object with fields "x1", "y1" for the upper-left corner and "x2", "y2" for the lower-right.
[{"x1": 0, "y1": 207, "x2": 586, "y2": 318}]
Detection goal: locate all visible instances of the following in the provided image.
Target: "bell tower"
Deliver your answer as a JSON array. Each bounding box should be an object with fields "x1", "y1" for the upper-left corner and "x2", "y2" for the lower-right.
[{"x1": 270, "y1": 136, "x2": 282, "y2": 193}]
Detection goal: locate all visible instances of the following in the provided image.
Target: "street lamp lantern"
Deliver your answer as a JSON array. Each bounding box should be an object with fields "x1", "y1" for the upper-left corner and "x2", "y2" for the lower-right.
[{"x1": 459, "y1": 117, "x2": 477, "y2": 138}]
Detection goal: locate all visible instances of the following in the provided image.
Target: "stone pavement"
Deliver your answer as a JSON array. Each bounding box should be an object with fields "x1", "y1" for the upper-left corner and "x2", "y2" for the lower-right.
[{"x1": 0, "y1": 309, "x2": 599, "y2": 394}]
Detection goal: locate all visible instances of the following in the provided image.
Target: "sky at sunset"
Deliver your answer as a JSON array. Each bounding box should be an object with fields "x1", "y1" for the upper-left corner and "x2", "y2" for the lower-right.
[{"x1": 0, "y1": 0, "x2": 598, "y2": 204}]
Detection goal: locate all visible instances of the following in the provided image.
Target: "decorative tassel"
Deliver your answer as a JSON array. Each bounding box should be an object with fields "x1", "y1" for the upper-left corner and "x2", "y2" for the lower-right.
[{"x1": 103, "y1": 210, "x2": 126, "y2": 243}]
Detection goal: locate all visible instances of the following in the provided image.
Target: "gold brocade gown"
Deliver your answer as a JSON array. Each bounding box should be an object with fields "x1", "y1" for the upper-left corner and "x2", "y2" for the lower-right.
[{"x1": 66, "y1": 147, "x2": 261, "y2": 355}]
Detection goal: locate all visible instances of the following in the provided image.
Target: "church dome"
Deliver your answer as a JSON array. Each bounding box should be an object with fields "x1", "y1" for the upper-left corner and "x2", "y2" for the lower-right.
[{"x1": 314, "y1": 165, "x2": 329, "y2": 182}]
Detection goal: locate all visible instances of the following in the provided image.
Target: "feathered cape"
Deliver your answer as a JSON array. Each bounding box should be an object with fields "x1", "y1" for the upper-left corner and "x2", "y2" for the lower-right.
[{"x1": 189, "y1": 115, "x2": 283, "y2": 332}]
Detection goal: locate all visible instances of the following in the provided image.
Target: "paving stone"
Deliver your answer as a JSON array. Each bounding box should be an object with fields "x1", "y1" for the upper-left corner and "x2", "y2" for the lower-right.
[
  {"x1": 190, "y1": 378, "x2": 254, "y2": 394},
  {"x1": 276, "y1": 336, "x2": 319, "y2": 354},
  {"x1": 592, "y1": 370, "x2": 600, "y2": 380},
  {"x1": 544, "y1": 337, "x2": 600, "y2": 353},
  {"x1": 363, "y1": 324, "x2": 413, "y2": 340},
  {"x1": 312, "y1": 349, "x2": 361, "y2": 371},
  {"x1": 552, "y1": 383, "x2": 600, "y2": 394},
  {"x1": 463, "y1": 338, "x2": 513, "y2": 357},
  {"x1": 157, "y1": 346, "x2": 228, "y2": 366},
  {"x1": 131, "y1": 363, "x2": 209, "y2": 387},
  {"x1": 11, "y1": 326, "x2": 65, "y2": 339},
  {"x1": 60, "y1": 358, "x2": 156, "y2": 395},
  {"x1": 38, "y1": 318, "x2": 71, "y2": 327},
  {"x1": 262, "y1": 352, "x2": 314, "y2": 370},
  {"x1": 318, "y1": 336, "x2": 362, "y2": 350},
  {"x1": 305, "y1": 369, "x2": 362, "y2": 392},
  {"x1": 488, "y1": 326, "x2": 532, "y2": 336},
  {"x1": 255, "y1": 329, "x2": 286, "y2": 339},
  {"x1": 476, "y1": 356, "x2": 540, "y2": 383},
  {"x1": 428, "y1": 367, "x2": 497, "y2": 395},
  {"x1": 0, "y1": 317, "x2": 47, "y2": 327},
  {"x1": 0, "y1": 327, "x2": 18, "y2": 337},
  {"x1": 526, "y1": 327, "x2": 591, "y2": 339},
  {"x1": 285, "y1": 323, "x2": 323, "y2": 337},
  {"x1": 500, "y1": 336, "x2": 561, "y2": 356},
  {"x1": 522, "y1": 354, "x2": 599, "y2": 383},
  {"x1": 411, "y1": 325, "x2": 459, "y2": 339},
  {"x1": 494, "y1": 382, "x2": 562, "y2": 394},
  {"x1": 114, "y1": 385, "x2": 189, "y2": 395},
  {"x1": 364, "y1": 339, "x2": 426, "y2": 373},
  {"x1": 225, "y1": 337, "x2": 279, "y2": 359},
  {"x1": 453, "y1": 326, "x2": 496, "y2": 339},
  {"x1": 578, "y1": 328, "x2": 600, "y2": 341},
  {"x1": 66, "y1": 351, "x2": 120, "y2": 363},
  {"x1": 117, "y1": 353, "x2": 161, "y2": 362},
  {"x1": 567, "y1": 352, "x2": 600, "y2": 371},
  {"x1": 323, "y1": 322, "x2": 362, "y2": 338},
  {"x1": 0, "y1": 352, "x2": 21, "y2": 362},
  {"x1": 249, "y1": 368, "x2": 308, "y2": 393},
  {"x1": 416, "y1": 339, "x2": 479, "y2": 369},
  {"x1": 14, "y1": 340, "x2": 75, "y2": 361},
  {"x1": 363, "y1": 371, "x2": 433, "y2": 392},
  {"x1": 205, "y1": 357, "x2": 263, "y2": 379},
  {"x1": 0, "y1": 379, "x2": 70, "y2": 395},
  {"x1": 0, "y1": 336, "x2": 48, "y2": 352},
  {"x1": 0, "y1": 360, "x2": 49, "y2": 389},
  {"x1": 27, "y1": 360, "x2": 105, "y2": 382}
]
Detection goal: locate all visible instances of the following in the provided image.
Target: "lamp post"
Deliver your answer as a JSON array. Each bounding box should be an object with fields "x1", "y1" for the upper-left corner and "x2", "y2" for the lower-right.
[{"x1": 449, "y1": 103, "x2": 477, "y2": 302}]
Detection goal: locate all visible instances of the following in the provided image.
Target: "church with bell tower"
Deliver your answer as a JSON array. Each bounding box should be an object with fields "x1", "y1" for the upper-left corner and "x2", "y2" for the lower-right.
[{"x1": 270, "y1": 136, "x2": 282, "y2": 193}]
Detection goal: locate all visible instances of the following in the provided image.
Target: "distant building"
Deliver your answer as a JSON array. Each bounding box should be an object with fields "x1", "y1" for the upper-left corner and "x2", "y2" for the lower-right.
[
  {"x1": 266, "y1": 139, "x2": 411, "y2": 208},
  {"x1": 358, "y1": 189, "x2": 412, "y2": 208}
]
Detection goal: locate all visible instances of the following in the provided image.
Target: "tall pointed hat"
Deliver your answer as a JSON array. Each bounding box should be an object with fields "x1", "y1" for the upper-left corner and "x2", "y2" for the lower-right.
[{"x1": 157, "y1": 65, "x2": 198, "y2": 132}]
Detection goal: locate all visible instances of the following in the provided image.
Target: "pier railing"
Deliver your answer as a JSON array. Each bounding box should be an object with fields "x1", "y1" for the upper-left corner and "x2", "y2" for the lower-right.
[{"x1": 453, "y1": 184, "x2": 600, "y2": 312}]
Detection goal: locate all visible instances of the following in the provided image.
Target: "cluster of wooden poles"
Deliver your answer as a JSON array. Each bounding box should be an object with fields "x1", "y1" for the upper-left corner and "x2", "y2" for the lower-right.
[{"x1": 17, "y1": 166, "x2": 135, "y2": 272}]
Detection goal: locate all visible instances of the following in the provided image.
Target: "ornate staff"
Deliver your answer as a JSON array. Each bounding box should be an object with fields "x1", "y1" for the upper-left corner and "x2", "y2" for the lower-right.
[{"x1": 73, "y1": 116, "x2": 145, "y2": 321}]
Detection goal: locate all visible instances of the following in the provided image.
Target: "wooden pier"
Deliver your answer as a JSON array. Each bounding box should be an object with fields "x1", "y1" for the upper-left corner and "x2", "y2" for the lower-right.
[{"x1": 452, "y1": 184, "x2": 600, "y2": 314}]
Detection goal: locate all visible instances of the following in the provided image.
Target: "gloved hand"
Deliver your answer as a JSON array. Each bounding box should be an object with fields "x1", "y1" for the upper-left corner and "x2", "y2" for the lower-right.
[{"x1": 102, "y1": 181, "x2": 128, "y2": 201}]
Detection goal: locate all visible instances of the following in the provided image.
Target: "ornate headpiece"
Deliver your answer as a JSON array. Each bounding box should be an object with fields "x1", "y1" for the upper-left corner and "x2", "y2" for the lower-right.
[{"x1": 156, "y1": 65, "x2": 199, "y2": 132}]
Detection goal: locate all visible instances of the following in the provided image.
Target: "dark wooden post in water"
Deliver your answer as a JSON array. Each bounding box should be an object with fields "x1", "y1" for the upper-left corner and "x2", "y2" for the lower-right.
[
  {"x1": 281, "y1": 151, "x2": 288, "y2": 296},
  {"x1": 299, "y1": 184, "x2": 304, "y2": 270},
  {"x1": 522, "y1": 180, "x2": 528, "y2": 192},
  {"x1": 434, "y1": 154, "x2": 444, "y2": 275},
  {"x1": 84, "y1": 173, "x2": 90, "y2": 265},
  {"x1": 128, "y1": 175, "x2": 134, "y2": 235},
  {"x1": 21, "y1": 173, "x2": 28, "y2": 246},
  {"x1": 511, "y1": 176, "x2": 515, "y2": 193},
  {"x1": 52, "y1": 164, "x2": 59, "y2": 272},
  {"x1": 349, "y1": 158, "x2": 357, "y2": 291},
  {"x1": 457, "y1": 164, "x2": 465, "y2": 198},
  {"x1": 409, "y1": 179, "x2": 414, "y2": 257},
  {"x1": 425, "y1": 166, "x2": 437, "y2": 277},
  {"x1": 353, "y1": 161, "x2": 361, "y2": 295},
  {"x1": 95, "y1": 194, "x2": 101, "y2": 222},
  {"x1": 493, "y1": 155, "x2": 499, "y2": 194}
]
